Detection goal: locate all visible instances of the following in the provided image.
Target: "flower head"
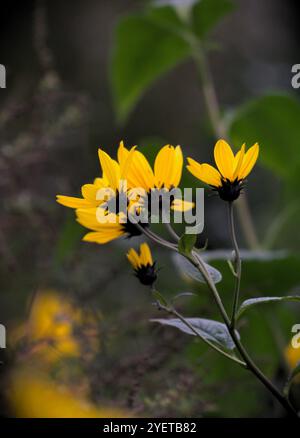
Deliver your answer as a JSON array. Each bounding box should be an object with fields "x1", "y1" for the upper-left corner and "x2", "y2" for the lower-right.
[
  {"x1": 120, "y1": 143, "x2": 193, "y2": 212},
  {"x1": 187, "y1": 139, "x2": 259, "y2": 202},
  {"x1": 56, "y1": 141, "x2": 136, "y2": 211},
  {"x1": 127, "y1": 243, "x2": 157, "y2": 286},
  {"x1": 76, "y1": 209, "x2": 146, "y2": 244}
]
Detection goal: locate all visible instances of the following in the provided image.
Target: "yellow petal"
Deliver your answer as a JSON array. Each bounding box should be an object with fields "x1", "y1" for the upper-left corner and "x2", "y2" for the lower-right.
[
  {"x1": 127, "y1": 150, "x2": 155, "y2": 190},
  {"x1": 93, "y1": 177, "x2": 108, "y2": 188},
  {"x1": 214, "y1": 139, "x2": 235, "y2": 180},
  {"x1": 76, "y1": 208, "x2": 121, "y2": 231},
  {"x1": 117, "y1": 141, "x2": 128, "y2": 165},
  {"x1": 154, "y1": 145, "x2": 182, "y2": 189},
  {"x1": 187, "y1": 158, "x2": 221, "y2": 187},
  {"x1": 81, "y1": 184, "x2": 99, "y2": 202},
  {"x1": 119, "y1": 143, "x2": 137, "y2": 180},
  {"x1": 238, "y1": 143, "x2": 259, "y2": 179},
  {"x1": 232, "y1": 144, "x2": 245, "y2": 180},
  {"x1": 171, "y1": 199, "x2": 194, "y2": 212},
  {"x1": 83, "y1": 229, "x2": 124, "y2": 244},
  {"x1": 127, "y1": 248, "x2": 140, "y2": 269},
  {"x1": 140, "y1": 242, "x2": 153, "y2": 266},
  {"x1": 56, "y1": 195, "x2": 90, "y2": 209},
  {"x1": 98, "y1": 149, "x2": 120, "y2": 191}
]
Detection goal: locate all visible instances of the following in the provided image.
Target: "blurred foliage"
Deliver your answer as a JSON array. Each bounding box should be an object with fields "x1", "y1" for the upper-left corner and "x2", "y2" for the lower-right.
[
  {"x1": 191, "y1": 0, "x2": 234, "y2": 38},
  {"x1": 111, "y1": 0, "x2": 234, "y2": 122},
  {"x1": 111, "y1": 6, "x2": 191, "y2": 123},
  {"x1": 230, "y1": 94, "x2": 300, "y2": 192}
]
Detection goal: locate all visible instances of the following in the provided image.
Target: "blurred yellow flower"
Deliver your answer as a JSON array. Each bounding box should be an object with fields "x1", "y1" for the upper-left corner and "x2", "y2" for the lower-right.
[
  {"x1": 11, "y1": 290, "x2": 99, "y2": 363},
  {"x1": 187, "y1": 139, "x2": 259, "y2": 202},
  {"x1": 7, "y1": 368, "x2": 131, "y2": 418},
  {"x1": 285, "y1": 343, "x2": 300, "y2": 382}
]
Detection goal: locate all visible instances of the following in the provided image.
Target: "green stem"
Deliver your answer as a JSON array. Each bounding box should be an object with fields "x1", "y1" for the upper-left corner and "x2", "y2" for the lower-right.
[
  {"x1": 188, "y1": 36, "x2": 260, "y2": 250},
  {"x1": 228, "y1": 202, "x2": 242, "y2": 328},
  {"x1": 164, "y1": 222, "x2": 180, "y2": 242},
  {"x1": 139, "y1": 225, "x2": 298, "y2": 417}
]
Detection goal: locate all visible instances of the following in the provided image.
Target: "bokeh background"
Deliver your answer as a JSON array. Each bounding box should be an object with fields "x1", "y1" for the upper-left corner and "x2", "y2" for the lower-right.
[{"x1": 1, "y1": 0, "x2": 300, "y2": 418}]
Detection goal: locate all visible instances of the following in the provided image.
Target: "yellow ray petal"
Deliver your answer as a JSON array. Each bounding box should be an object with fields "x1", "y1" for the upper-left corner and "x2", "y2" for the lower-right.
[
  {"x1": 98, "y1": 149, "x2": 120, "y2": 191},
  {"x1": 117, "y1": 141, "x2": 128, "y2": 165},
  {"x1": 170, "y1": 146, "x2": 183, "y2": 188},
  {"x1": 232, "y1": 144, "x2": 245, "y2": 180},
  {"x1": 56, "y1": 195, "x2": 90, "y2": 209},
  {"x1": 93, "y1": 177, "x2": 108, "y2": 188},
  {"x1": 238, "y1": 143, "x2": 259, "y2": 179},
  {"x1": 127, "y1": 248, "x2": 140, "y2": 269},
  {"x1": 83, "y1": 229, "x2": 124, "y2": 244},
  {"x1": 119, "y1": 143, "x2": 137, "y2": 180},
  {"x1": 187, "y1": 158, "x2": 221, "y2": 187},
  {"x1": 154, "y1": 145, "x2": 183, "y2": 189},
  {"x1": 154, "y1": 145, "x2": 172, "y2": 188},
  {"x1": 140, "y1": 243, "x2": 153, "y2": 266},
  {"x1": 76, "y1": 208, "x2": 121, "y2": 231},
  {"x1": 127, "y1": 150, "x2": 155, "y2": 190},
  {"x1": 214, "y1": 139, "x2": 235, "y2": 180},
  {"x1": 171, "y1": 199, "x2": 194, "y2": 212},
  {"x1": 81, "y1": 184, "x2": 99, "y2": 203}
]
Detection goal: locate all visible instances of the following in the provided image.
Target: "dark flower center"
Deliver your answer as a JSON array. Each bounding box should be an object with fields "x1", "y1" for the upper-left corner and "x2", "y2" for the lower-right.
[
  {"x1": 214, "y1": 178, "x2": 244, "y2": 202},
  {"x1": 135, "y1": 263, "x2": 157, "y2": 286},
  {"x1": 122, "y1": 221, "x2": 148, "y2": 238}
]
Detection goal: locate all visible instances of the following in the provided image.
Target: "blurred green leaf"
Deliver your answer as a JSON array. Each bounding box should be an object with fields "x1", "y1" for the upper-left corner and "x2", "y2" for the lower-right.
[
  {"x1": 178, "y1": 233, "x2": 197, "y2": 254},
  {"x1": 192, "y1": 0, "x2": 234, "y2": 38},
  {"x1": 111, "y1": 6, "x2": 191, "y2": 123},
  {"x1": 230, "y1": 94, "x2": 300, "y2": 186},
  {"x1": 237, "y1": 295, "x2": 300, "y2": 320}
]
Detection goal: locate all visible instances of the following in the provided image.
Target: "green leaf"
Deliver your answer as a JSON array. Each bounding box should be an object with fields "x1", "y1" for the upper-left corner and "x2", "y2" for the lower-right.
[
  {"x1": 173, "y1": 253, "x2": 222, "y2": 283},
  {"x1": 192, "y1": 0, "x2": 235, "y2": 38},
  {"x1": 111, "y1": 6, "x2": 191, "y2": 123},
  {"x1": 284, "y1": 362, "x2": 300, "y2": 398},
  {"x1": 151, "y1": 317, "x2": 239, "y2": 350},
  {"x1": 237, "y1": 295, "x2": 300, "y2": 320},
  {"x1": 229, "y1": 94, "x2": 300, "y2": 185},
  {"x1": 178, "y1": 233, "x2": 197, "y2": 254}
]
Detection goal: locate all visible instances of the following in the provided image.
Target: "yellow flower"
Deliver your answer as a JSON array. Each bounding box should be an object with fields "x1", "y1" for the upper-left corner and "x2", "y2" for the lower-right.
[
  {"x1": 57, "y1": 142, "x2": 193, "y2": 246},
  {"x1": 187, "y1": 139, "x2": 259, "y2": 202},
  {"x1": 76, "y1": 209, "x2": 146, "y2": 244},
  {"x1": 56, "y1": 141, "x2": 136, "y2": 210},
  {"x1": 7, "y1": 368, "x2": 131, "y2": 418},
  {"x1": 127, "y1": 243, "x2": 157, "y2": 286},
  {"x1": 120, "y1": 143, "x2": 193, "y2": 212}
]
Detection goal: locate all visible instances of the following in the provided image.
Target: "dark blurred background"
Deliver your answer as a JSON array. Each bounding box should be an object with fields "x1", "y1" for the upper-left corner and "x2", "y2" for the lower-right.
[{"x1": 0, "y1": 0, "x2": 300, "y2": 418}]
